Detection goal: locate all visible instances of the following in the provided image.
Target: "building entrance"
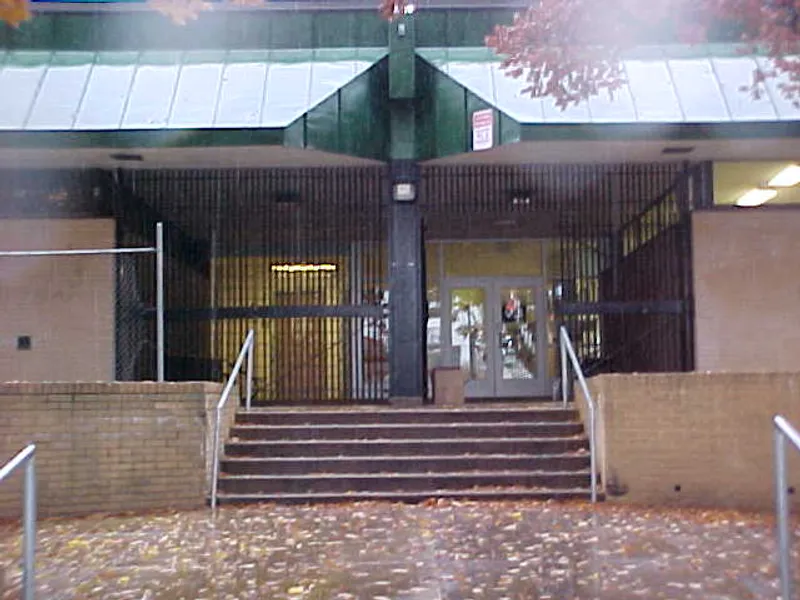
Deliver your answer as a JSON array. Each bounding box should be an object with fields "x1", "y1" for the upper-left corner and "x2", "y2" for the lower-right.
[{"x1": 441, "y1": 277, "x2": 548, "y2": 398}]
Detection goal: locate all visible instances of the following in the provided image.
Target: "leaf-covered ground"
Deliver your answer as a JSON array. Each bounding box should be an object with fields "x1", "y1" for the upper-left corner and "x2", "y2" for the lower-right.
[{"x1": 0, "y1": 500, "x2": 795, "y2": 599}]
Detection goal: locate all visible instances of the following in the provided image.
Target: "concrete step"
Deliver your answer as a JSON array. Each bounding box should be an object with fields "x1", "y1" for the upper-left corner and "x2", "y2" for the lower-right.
[
  {"x1": 224, "y1": 436, "x2": 588, "y2": 458},
  {"x1": 214, "y1": 488, "x2": 597, "y2": 505},
  {"x1": 218, "y1": 470, "x2": 592, "y2": 495},
  {"x1": 220, "y1": 453, "x2": 590, "y2": 475},
  {"x1": 236, "y1": 406, "x2": 578, "y2": 426},
  {"x1": 228, "y1": 421, "x2": 584, "y2": 441}
]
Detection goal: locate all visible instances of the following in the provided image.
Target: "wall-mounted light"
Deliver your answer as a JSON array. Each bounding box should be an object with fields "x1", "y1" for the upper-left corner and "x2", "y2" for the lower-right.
[
  {"x1": 768, "y1": 164, "x2": 800, "y2": 188},
  {"x1": 393, "y1": 182, "x2": 416, "y2": 202},
  {"x1": 735, "y1": 188, "x2": 778, "y2": 207},
  {"x1": 271, "y1": 264, "x2": 337, "y2": 273}
]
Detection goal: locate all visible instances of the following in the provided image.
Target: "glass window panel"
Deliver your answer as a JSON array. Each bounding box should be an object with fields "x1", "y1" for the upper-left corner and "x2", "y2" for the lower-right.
[
  {"x1": 450, "y1": 287, "x2": 487, "y2": 381},
  {"x1": 499, "y1": 287, "x2": 537, "y2": 381}
]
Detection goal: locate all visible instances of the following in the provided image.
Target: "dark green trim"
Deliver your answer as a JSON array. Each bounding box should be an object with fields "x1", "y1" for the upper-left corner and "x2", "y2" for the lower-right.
[
  {"x1": 0, "y1": 9, "x2": 388, "y2": 51},
  {"x1": 0, "y1": 128, "x2": 285, "y2": 149},
  {"x1": 519, "y1": 121, "x2": 800, "y2": 143},
  {"x1": 415, "y1": 56, "x2": 521, "y2": 160},
  {"x1": 288, "y1": 58, "x2": 390, "y2": 161}
]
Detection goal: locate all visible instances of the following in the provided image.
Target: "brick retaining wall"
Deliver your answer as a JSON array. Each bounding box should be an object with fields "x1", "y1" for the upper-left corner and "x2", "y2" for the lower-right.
[
  {"x1": 585, "y1": 372, "x2": 800, "y2": 511},
  {"x1": 0, "y1": 382, "x2": 229, "y2": 517}
]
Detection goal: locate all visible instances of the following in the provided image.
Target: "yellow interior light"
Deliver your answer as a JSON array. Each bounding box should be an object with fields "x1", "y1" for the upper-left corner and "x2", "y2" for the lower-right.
[
  {"x1": 271, "y1": 263, "x2": 338, "y2": 273},
  {"x1": 768, "y1": 164, "x2": 800, "y2": 188},
  {"x1": 735, "y1": 188, "x2": 778, "y2": 207}
]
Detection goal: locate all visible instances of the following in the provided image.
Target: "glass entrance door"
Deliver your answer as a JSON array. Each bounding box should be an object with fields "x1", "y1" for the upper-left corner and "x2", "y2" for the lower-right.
[{"x1": 443, "y1": 278, "x2": 548, "y2": 398}]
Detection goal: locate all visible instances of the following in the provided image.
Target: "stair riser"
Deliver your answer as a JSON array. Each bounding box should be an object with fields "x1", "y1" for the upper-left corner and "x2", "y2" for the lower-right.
[
  {"x1": 221, "y1": 455, "x2": 591, "y2": 475},
  {"x1": 237, "y1": 409, "x2": 579, "y2": 426},
  {"x1": 218, "y1": 473, "x2": 590, "y2": 495},
  {"x1": 229, "y1": 423, "x2": 584, "y2": 441},
  {"x1": 225, "y1": 438, "x2": 588, "y2": 458}
]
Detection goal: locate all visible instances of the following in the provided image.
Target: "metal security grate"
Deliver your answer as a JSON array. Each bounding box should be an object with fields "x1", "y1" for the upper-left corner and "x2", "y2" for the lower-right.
[
  {"x1": 558, "y1": 163, "x2": 702, "y2": 374},
  {"x1": 123, "y1": 167, "x2": 389, "y2": 403}
]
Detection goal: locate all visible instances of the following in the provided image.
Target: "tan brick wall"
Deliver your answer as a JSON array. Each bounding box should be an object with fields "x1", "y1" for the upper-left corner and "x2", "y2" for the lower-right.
[
  {"x1": 586, "y1": 372, "x2": 800, "y2": 511},
  {"x1": 0, "y1": 382, "x2": 223, "y2": 517},
  {"x1": 693, "y1": 210, "x2": 800, "y2": 372},
  {"x1": 0, "y1": 219, "x2": 115, "y2": 381}
]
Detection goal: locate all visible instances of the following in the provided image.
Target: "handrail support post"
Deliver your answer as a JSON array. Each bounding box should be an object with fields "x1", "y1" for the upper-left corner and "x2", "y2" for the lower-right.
[
  {"x1": 775, "y1": 421, "x2": 793, "y2": 600},
  {"x1": 22, "y1": 455, "x2": 36, "y2": 600},
  {"x1": 210, "y1": 329, "x2": 255, "y2": 510}
]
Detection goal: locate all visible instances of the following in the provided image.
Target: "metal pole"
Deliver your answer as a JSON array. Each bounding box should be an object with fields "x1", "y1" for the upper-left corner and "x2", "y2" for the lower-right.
[
  {"x1": 775, "y1": 428, "x2": 792, "y2": 600},
  {"x1": 22, "y1": 454, "x2": 36, "y2": 600},
  {"x1": 560, "y1": 328, "x2": 568, "y2": 408},
  {"x1": 589, "y1": 409, "x2": 597, "y2": 504},
  {"x1": 246, "y1": 336, "x2": 254, "y2": 411},
  {"x1": 155, "y1": 222, "x2": 165, "y2": 382},
  {"x1": 211, "y1": 408, "x2": 221, "y2": 510}
]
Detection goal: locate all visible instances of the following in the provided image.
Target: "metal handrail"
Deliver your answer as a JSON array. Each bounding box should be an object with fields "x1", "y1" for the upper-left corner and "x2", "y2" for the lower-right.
[
  {"x1": 773, "y1": 415, "x2": 800, "y2": 600},
  {"x1": 0, "y1": 445, "x2": 37, "y2": 600},
  {"x1": 210, "y1": 330, "x2": 255, "y2": 510},
  {"x1": 559, "y1": 326, "x2": 598, "y2": 503}
]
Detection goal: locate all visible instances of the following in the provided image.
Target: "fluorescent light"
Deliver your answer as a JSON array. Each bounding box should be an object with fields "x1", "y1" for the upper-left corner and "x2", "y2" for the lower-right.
[
  {"x1": 271, "y1": 263, "x2": 337, "y2": 273},
  {"x1": 735, "y1": 188, "x2": 778, "y2": 207},
  {"x1": 768, "y1": 164, "x2": 800, "y2": 187}
]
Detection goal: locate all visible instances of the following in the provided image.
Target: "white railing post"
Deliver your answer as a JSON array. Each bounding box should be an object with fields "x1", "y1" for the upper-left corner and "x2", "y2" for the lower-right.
[
  {"x1": 211, "y1": 329, "x2": 255, "y2": 509},
  {"x1": 0, "y1": 445, "x2": 37, "y2": 600},
  {"x1": 560, "y1": 327, "x2": 568, "y2": 408},
  {"x1": 773, "y1": 415, "x2": 799, "y2": 600},
  {"x1": 559, "y1": 326, "x2": 598, "y2": 504},
  {"x1": 22, "y1": 454, "x2": 36, "y2": 600},
  {"x1": 155, "y1": 222, "x2": 165, "y2": 382},
  {"x1": 246, "y1": 336, "x2": 254, "y2": 411}
]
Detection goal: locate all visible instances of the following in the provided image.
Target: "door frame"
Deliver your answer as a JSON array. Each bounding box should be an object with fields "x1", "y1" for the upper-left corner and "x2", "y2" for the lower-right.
[{"x1": 441, "y1": 276, "x2": 549, "y2": 398}]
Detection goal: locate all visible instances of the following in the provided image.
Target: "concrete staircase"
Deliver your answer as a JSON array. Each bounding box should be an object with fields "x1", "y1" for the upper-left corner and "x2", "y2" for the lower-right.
[{"x1": 215, "y1": 405, "x2": 595, "y2": 504}]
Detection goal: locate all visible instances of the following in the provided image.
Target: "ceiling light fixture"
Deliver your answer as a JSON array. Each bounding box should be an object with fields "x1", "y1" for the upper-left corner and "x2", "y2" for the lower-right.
[
  {"x1": 661, "y1": 146, "x2": 695, "y2": 155},
  {"x1": 109, "y1": 153, "x2": 144, "y2": 162},
  {"x1": 271, "y1": 263, "x2": 337, "y2": 273},
  {"x1": 768, "y1": 164, "x2": 800, "y2": 188},
  {"x1": 735, "y1": 188, "x2": 778, "y2": 207}
]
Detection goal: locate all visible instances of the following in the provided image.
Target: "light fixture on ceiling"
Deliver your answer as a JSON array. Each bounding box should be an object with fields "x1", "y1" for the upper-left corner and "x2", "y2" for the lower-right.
[
  {"x1": 735, "y1": 188, "x2": 778, "y2": 207},
  {"x1": 768, "y1": 164, "x2": 800, "y2": 188},
  {"x1": 661, "y1": 146, "x2": 695, "y2": 155},
  {"x1": 109, "y1": 153, "x2": 144, "y2": 162},
  {"x1": 271, "y1": 263, "x2": 337, "y2": 273}
]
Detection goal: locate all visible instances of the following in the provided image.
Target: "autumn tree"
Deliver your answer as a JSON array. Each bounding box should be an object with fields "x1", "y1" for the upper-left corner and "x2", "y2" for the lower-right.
[{"x1": 383, "y1": 0, "x2": 800, "y2": 108}]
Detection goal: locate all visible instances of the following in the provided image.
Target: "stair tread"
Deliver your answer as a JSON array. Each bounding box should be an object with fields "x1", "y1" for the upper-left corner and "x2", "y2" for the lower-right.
[
  {"x1": 227, "y1": 435, "x2": 587, "y2": 444},
  {"x1": 221, "y1": 452, "x2": 588, "y2": 462},
  {"x1": 215, "y1": 488, "x2": 595, "y2": 501},
  {"x1": 220, "y1": 469, "x2": 591, "y2": 479},
  {"x1": 232, "y1": 421, "x2": 580, "y2": 429},
  {"x1": 242, "y1": 406, "x2": 574, "y2": 415}
]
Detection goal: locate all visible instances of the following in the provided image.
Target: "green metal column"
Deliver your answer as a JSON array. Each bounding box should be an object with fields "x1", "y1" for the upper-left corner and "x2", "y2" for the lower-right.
[{"x1": 387, "y1": 11, "x2": 427, "y2": 406}]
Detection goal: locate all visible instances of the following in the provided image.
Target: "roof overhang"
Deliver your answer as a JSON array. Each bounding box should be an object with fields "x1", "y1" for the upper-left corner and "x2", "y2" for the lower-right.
[
  {"x1": 418, "y1": 45, "x2": 800, "y2": 163},
  {"x1": 0, "y1": 48, "x2": 389, "y2": 165}
]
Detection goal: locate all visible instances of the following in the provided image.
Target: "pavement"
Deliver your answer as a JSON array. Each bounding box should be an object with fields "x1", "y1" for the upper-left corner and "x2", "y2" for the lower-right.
[{"x1": 0, "y1": 500, "x2": 794, "y2": 599}]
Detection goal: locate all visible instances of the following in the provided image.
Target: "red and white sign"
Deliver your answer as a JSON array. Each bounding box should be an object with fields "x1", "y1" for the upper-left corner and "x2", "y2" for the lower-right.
[{"x1": 472, "y1": 109, "x2": 494, "y2": 152}]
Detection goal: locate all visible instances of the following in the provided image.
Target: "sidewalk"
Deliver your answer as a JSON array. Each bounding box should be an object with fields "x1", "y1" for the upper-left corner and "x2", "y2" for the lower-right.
[{"x1": 0, "y1": 500, "x2": 792, "y2": 599}]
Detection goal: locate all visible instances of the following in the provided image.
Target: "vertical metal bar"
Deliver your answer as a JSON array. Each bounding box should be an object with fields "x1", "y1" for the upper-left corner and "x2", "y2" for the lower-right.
[
  {"x1": 589, "y1": 406, "x2": 597, "y2": 504},
  {"x1": 211, "y1": 407, "x2": 221, "y2": 510},
  {"x1": 22, "y1": 453, "x2": 36, "y2": 600},
  {"x1": 156, "y1": 222, "x2": 165, "y2": 382},
  {"x1": 560, "y1": 328, "x2": 568, "y2": 408},
  {"x1": 246, "y1": 332, "x2": 254, "y2": 411},
  {"x1": 775, "y1": 427, "x2": 792, "y2": 600}
]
